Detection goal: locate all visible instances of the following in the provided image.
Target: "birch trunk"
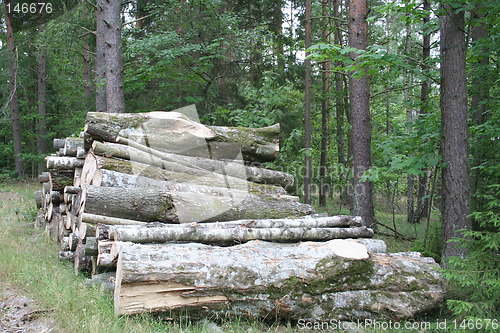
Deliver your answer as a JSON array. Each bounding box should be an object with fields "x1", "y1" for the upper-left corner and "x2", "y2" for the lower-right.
[{"x1": 113, "y1": 226, "x2": 374, "y2": 245}]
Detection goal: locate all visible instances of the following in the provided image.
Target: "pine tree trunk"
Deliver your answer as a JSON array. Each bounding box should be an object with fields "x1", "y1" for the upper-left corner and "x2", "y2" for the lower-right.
[
  {"x1": 440, "y1": 5, "x2": 471, "y2": 263},
  {"x1": 319, "y1": 0, "x2": 331, "y2": 207},
  {"x1": 104, "y1": 0, "x2": 125, "y2": 113},
  {"x1": 5, "y1": 0, "x2": 23, "y2": 176},
  {"x1": 37, "y1": 25, "x2": 48, "y2": 165},
  {"x1": 349, "y1": 0, "x2": 374, "y2": 228},
  {"x1": 304, "y1": 0, "x2": 313, "y2": 205},
  {"x1": 95, "y1": 0, "x2": 107, "y2": 112}
]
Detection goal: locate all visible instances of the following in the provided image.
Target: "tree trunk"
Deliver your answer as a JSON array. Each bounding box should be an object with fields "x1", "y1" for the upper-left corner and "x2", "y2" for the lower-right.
[
  {"x1": 470, "y1": 5, "x2": 489, "y2": 218},
  {"x1": 113, "y1": 225, "x2": 374, "y2": 245},
  {"x1": 414, "y1": 0, "x2": 432, "y2": 223},
  {"x1": 37, "y1": 25, "x2": 48, "y2": 166},
  {"x1": 82, "y1": 185, "x2": 313, "y2": 224},
  {"x1": 114, "y1": 240, "x2": 445, "y2": 318},
  {"x1": 90, "y1": 214, "x2": 363, "y2": 229},
  {"x1": 319, "y1": 0, "x2": 331, "y2": 207},
  {"x1": 440, "y1": 5, "x2": 471, "y2": 263},
  {"x1": 349, "y1": 0, "x2": 374, "y2": 228},
  {"x1": 95, "y1": 0, "x2": 107, "y2": 112},
  {"x1": 104, "y1": 0, "x2": 125, "y2": 113},
  {"x1": 303, "y1": 0, "x2": 313, "y2": 205},
  {"x1": 5, "y1": 0, "x2": 23, "y2": 175},
  {"x1": 333, "y1": 0, "x2": 349, "y2": 206}
]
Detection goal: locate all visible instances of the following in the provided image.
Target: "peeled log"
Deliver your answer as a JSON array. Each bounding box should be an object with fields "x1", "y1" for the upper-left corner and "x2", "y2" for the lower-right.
[
  {"x1": 82, "y1": 185, "x2": 312, "y2": 223},
  {"x1": 114, "y1": 240, "x2": 445, "y2": 319},
  {"x1": 113, "y1": 226, "x2": 374, "y2": 244},
  {"x1": 84, "y1": 111, "x2": 279, "y2": 162}
]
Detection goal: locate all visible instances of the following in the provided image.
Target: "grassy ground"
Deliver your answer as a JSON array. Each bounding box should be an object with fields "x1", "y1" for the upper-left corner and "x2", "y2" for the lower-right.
[{"x1": 0, "y1": 181, "x2": 448, "y2": 332}]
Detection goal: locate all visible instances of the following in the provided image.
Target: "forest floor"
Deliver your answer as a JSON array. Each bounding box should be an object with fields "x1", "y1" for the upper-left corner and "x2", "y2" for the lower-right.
[
  {"x1": 0, "y1": 282, "x2": 59, "y2": 333},
  {"x1": 0, "y1": 191, "x2": 59, "y2": 333}
]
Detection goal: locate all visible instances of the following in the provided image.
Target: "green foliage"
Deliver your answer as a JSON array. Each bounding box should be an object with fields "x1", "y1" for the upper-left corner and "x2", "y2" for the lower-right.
[{"x1": 442, "y1": 190, "x2": 500, "y2": 323}]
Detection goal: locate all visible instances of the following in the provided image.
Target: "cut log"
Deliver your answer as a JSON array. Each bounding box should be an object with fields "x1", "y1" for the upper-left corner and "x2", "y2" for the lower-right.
[
  {"x1": 84, "y1": 111, "x2": 279, "y2": 162},
  {"x1": 113, "y1": 226, "x2": 374, "y2": 245},
  {"x1": 83, "y1": 213, "x2": 147, "y2": 226},
  {"x1": 59, "y1": 251, "x2": 75, "y2": 262},
  {"x1": 34, "y1": 190, "x2": 43, "y2": 209},
  {"x1": 91, "y1": 144, "x2": 293, "y2": 188},
  {"x1": 87, "y1": 214, "x2": 361, "y2": 229},
  {"x1": 53, "y1": 138, "x2": 66, "y2": 150},
  {"x1": 86, "y1": 152, "x2": 288, "y2": 197},
  {"x1": 46, "y1": 156, "x2": 84, "y2": 170},
  {"x1": 85, "y1": 272, "x2": 115, "y2": 292},
  {"x1": 63, "y1": 138, "x2": 84, "y2": 157},
  {"x1": 49, "y1": 170, "x2": 75, "y2": 192},
  {"x1": 74, "y1": 241, "x2": 91, "y2": 273},
  {"x1": 94, "y1": 169, "x2": 295, "y2": 202},
  {"x1": 83, "y1": 185, "x2": 176, "y2": 223},
  {"x1": 207, "y1": 123, "x2": 280, "y2": 162},
  {"x1": 82, "y1": 185, "x2": 313, "y2": 223},
  {"x1": 38, "y1": 172, "x2": 50, "y2": 183},
  {"x1": 85, "y1": 237, "x2": 98, "y2": 256},
  {"x1": 64, "y1": 186, "x2": 82, "y2": 195},
  {"x1": 113, "y1": 240, "x2": 445, "y2": 319}
]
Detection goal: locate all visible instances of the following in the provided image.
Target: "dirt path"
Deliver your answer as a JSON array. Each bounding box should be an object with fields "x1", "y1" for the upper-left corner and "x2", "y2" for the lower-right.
[{"x1": 0, "y1": 282, "x2": 60, "y2": 333}]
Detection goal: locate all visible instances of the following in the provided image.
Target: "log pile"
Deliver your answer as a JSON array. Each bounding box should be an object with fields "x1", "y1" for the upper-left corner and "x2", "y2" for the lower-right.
[{"x1": 35, "y1": 108, "x2": 445, "y2": 321}]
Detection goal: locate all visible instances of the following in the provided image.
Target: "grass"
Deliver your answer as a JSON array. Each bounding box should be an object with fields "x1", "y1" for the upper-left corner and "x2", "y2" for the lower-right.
[{"x1": 0, "y1": 181, "x2": 449, "y2": 332}]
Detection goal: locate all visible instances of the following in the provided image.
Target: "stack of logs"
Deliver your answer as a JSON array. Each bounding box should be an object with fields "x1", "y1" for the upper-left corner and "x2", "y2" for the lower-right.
[{"x1": 35, "y1": 109, "x2": 445, "y2": 320}]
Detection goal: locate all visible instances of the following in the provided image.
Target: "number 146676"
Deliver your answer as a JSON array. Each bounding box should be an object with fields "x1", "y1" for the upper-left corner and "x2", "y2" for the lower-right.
[{"x1": 6, "y1": 2, "x2": 53, "y2": 14}]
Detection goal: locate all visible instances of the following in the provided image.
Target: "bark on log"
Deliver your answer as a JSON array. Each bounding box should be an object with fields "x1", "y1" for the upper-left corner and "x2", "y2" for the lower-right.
[
  {"x1": 113, "y1": 226, "x2": 373, "y2": 245},
  {"x1": 85, "y1": 237, "x2": 98, "y2": 256},
  {"x1": 84, "y1": 111, "x2": 279, "y2": 162},
  {"x1": 90, "y1": 144, "x2": 293, "y2": 188},
  {"x1": 53, "y1": 138, "x2": 66, "y2": 150},
  {"x1": 59, "y1": 251, "x2": 75, "y2": 262},
  {"x1": 46, "y1": 156, "x2": 84, "y2": 170},
  {"x1": 74, "y1": 242, "x2": 91, "y2": 273},
  {"x1": 208, "y1": 123, "x2": 280, "y2": 162},
  {"x1": 87, "y1": 152, "x2": 288, "y2": 198},
  {"x1": 88, "y1": 214, "x2": 361, "y2": 229},
  {"x1": 34, "y1": 190, "x2": 43, "y2": 209},
  {"x1": 64, "y1": 186, "x2": 82, "y2": 195},
  {"x1": 38, "y1": 172, "x2": 50, "y2": 183},
  {"x1": 85, "y1": 272, "x2": 115, "y2": 292},
  {"x1": 49, "y1": 170, "x2": 75, "y2": 192},
  {"x1": 83, "y1": 213, "x2": 147, "y2": 226},
  {"x1": 82, "y1": 185, "x2": 313, "y2": 223},
  {"x1": 113, "y1": 240, "x2": 445, "y2": 319},
  {"x1": 63, "y1": 138, "x2": 84, "y2": 157},
  {"x1": 94, "y1": 169, "x2": 296, "y2": 203}
]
